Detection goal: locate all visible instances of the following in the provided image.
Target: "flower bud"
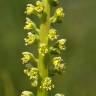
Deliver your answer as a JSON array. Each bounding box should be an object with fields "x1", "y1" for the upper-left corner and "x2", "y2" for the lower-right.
[
  {"x1": 21, "y1": 91, "x2": 34, "y2": 96},
  {"x1": 55, "y1": 93, "x2": 65, "y2": 96}
]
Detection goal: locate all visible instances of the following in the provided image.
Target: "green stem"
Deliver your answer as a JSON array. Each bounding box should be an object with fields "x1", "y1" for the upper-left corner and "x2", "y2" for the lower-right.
[{"x1": 37, "y1": 0, "x2": 50, "y2": 96}]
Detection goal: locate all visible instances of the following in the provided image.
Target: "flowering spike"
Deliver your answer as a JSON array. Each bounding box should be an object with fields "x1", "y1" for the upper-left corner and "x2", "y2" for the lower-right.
[{"x1": 21, "y1": 0, "x2": 67, "y2": 96}]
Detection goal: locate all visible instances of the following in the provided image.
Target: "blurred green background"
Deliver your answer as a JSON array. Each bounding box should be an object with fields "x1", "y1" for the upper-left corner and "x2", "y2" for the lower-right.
[{"x1": 0, "y1": 0, "x2": 96, "y2": 96}]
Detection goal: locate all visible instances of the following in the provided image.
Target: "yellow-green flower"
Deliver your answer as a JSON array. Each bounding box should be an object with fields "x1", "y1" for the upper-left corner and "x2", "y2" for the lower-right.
[
  {"x1": 55, "y1": 7, "x2": 64, "y2": 18},
  {"x1": 24, "y1": 68, "x2": 39, "y2": 80},
  {"x1": 25, "y1": 4, "x2": 34, "y2": 15},
  {"x1": 24, "y1": 32, "x2": 36, "y2": 46},
  {"x1": 55, "y1": 63, "x2": 65, "y2": 72},
  {"x1": 24, "y1": 67, "x2": 39, "y2": 87},
  {"x1": 50, "y1": 7, "x2": 64, "y2": 23},
  {"x1": 48, "y1": 29, "x2": 58, "y2": 41},
  {"x1": 53, "y1": 57, "x2": 63, "y2": 65},
  {"x1": 24, "y1": 18, "x2": 35, "y2": 30},
  {"x1": 40, "y1": 77, "x2": 54, "y2": 91},
  {"x1": 57, "y1": 39, "x2": 66, "y2": 50},
  {"x1": 39, "y1": 43, "x2": 48, "y2": 56},
  {"x1": 52, "y1": 57, "x2": 64, "y2": 72},
  {"x1": 35, "y1": 1, "x2": 44, "y2": 13},
  {"x1": 21, "y1": 91, "x2": 34, "y2": 96},
  {"x1": 21, "y1": 52, "x2": 32, "y2": 64}
]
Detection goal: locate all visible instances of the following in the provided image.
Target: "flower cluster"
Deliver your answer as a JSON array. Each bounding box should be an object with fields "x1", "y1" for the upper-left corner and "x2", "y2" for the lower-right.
[
  {"x1": 52, "y1": 57, "x2": 65, "y2": 72},
  {"x1": 21, "y1": 52, "x2": 37, "y2": 64},
  {"x1": 40, "y1": 77, "x2": 54, "y2": 91},
  {"x1": 39, "y1": 43, "x2": 48, "y2": 56},
  {"x1": 50, "y1": 7, "x2": 64, "y2": 23},
  {"x1": 25, "y1": 1, "x2": 44, "y2": 16},
  {"x1": 56, "y1": 8, "x2": 64, "y2": 18},
  {"x1": 25, "y1": 4, "x2": 34, "y2": 15},
  {"x1": 24, "y1": 67, "x2": 39, "y2": 87},
  {"x1": 57, "y1": 39, "x2": 66, "y2": 50},
  {"x1": 24, "y1": 32, "x2": 36, "y2": 46},
  {"x1": 24, "y1": 68, "x2": 39, "y2": 80},
  {"x1": 49, "y1": 38, "x2": 66, "y2": 55},
  {"x1": 35, "y1": 1, "x2": 44, "y2": 13},
  {"x1": 48, "y1": 28, "x2": 58, "y2": 41},
  {"x1": 21, "y1": 52, "x2": 33, "y2": 64}
]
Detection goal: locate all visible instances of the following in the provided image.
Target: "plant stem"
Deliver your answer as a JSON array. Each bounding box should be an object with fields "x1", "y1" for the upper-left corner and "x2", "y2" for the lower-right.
[{"x1": 37, "y1": 0, "x2": 50, "y2": 96}]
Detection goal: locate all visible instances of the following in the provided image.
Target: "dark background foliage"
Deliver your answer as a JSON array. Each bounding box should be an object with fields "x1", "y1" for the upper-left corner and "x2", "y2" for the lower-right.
[{"x1": 0, "y1": 0, "x2": 96, "y2": 96}]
